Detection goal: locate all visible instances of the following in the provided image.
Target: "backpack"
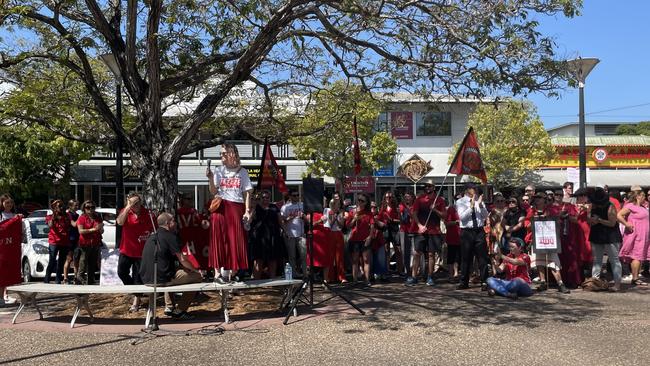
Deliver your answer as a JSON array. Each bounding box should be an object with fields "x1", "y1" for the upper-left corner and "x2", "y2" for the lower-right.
[{"x1": 580, "y1": 277, "x2": 609, "y2": 291}]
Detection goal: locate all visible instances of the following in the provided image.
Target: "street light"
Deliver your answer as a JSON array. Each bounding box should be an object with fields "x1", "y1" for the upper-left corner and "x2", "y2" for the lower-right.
[
  {"x1": 100, "y1": 53, "x2": 124, "y2": 247},
  {"x1": 567, "y1": 57, "x2": 599, "y2": 189}
]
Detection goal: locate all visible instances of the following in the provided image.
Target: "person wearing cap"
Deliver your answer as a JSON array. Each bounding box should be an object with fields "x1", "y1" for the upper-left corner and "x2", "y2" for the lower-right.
[
  {"x1": 405, "y1": 179, "x2": 446, "y2": 286},
  {"x1": 486, "y1": 237, "x2": 533, "y2": 299},
  {"x1": 455, "y1": 183, "x2": 489, "y2": 290},
  {"x1": 587, "y1": 188, "x2": 622, "y2": 291},
  {"x1": 617, "y1": 185, "x2": 650, "y2": 286},
  {"x1": 524, "y1": 192, "x2": 570, "y2": 293}
]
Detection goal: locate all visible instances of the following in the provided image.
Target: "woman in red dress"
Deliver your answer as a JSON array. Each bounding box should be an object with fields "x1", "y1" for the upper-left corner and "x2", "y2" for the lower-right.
[{"x1": 206, "y1": 143, "x2": 253, "y2": 283}]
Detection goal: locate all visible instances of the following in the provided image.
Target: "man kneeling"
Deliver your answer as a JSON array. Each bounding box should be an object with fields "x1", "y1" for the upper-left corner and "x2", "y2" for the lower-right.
[
  {"x1": 140, "y1": 212, "x2": 202, "y2": 320},
  {"x1": 486, "y1": 238, "x2": 533, "y2": 300}
]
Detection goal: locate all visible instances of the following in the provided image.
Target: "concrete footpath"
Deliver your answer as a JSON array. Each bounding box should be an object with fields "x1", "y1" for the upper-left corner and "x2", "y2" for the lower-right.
[{"x1": 1, "y1": 280, "x2": 649, "y2": 365}]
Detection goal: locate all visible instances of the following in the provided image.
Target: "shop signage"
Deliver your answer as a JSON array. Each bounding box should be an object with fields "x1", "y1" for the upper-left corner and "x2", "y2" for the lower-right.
[
  {"x1": 397, "y1": 154, "x2": 433, "y2": 183},
  {"x1": 592, "y1": 147, "x2": 608, "y2": 163},
  {"x1": 102, "y1": 166, "x2": 142, "y2": 182},
  {"x1": 548, "y1": 146, "x2": 650, "y2": 168},
  {"x1": 373, "y1": 164, "x2": 394, "y2": 177},
  {"x1": 343, "y1": 176, "x2": 375, "y2": 194},
  {"x1": 390, "y1": 112, "x2": 413, "y2": 139}
]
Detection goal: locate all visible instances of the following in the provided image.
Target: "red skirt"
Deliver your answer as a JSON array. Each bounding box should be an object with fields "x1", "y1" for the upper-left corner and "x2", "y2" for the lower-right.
[{"x1": 209, "y1": 200, "x2": 248, "y2": 271}]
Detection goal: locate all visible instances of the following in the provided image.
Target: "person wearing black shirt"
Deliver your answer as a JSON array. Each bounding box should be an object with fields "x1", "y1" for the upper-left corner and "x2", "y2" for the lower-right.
[
  {"x1": 504, "y1": 197, "x2": 526, "y2": 242},
  {"x1": 140, "y1": 212, "x2": 202, "y2": 320}
]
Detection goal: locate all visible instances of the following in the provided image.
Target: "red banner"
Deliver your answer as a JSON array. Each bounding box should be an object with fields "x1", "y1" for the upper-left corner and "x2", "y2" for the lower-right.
[
  {"x1": 448, "y1": 127, "x2": 488, "y2": 184},
  {"x1": 390, "y1": 111, "x2": 413, "y2": 139},
  {"x1": 257, "y1": 140, "x2": 288, "y2": 194},
  {"x1": 177, "y1": 208, "x2": 210, "y2": 270},
  {"x1": 0, "y1": 216, "x2": 23, "y2": 286}
]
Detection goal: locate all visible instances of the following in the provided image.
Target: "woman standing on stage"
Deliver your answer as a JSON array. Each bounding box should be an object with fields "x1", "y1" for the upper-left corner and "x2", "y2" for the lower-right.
[
  {"x1": 206, "y1": 143, "x2": 253, "y2": 283},
  {"x1": 324, "y1": 195, "x2": 346, "y2": 283}
]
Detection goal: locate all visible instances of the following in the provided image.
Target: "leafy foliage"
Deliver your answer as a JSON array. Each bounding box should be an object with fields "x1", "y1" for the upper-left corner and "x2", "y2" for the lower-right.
[
  {"x1": 290, "y1": 82, "x2": 397, "y2": 179},
  {"x1": 0, "y1": 124, "x2": 93, "y2": 200},
  {"x1": 0, "y1": 0, "x2": 582, "y2": 210},
  {"x1": 615, "y1": 121, "x2": 650, "y2": 136},
  {"x1": 454, "y1": 100, "x2": 557, "y2": 188}
]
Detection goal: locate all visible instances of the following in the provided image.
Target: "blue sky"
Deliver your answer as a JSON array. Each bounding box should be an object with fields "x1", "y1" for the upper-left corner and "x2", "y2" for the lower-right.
[{"x1": 527, "y1": 1, "x2": 650, "y2": 128}]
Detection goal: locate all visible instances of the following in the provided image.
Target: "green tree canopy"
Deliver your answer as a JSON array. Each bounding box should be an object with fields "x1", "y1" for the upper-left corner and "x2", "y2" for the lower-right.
[
  {"x1": 290, "y1": 82, "x2": 397, "y2": 180},
  {"x1": 0, "y1": 124, "x2": 92, "y2": 201},
  {"x1": 456, "y1": 100, "x2": 557, "y2": 189},
  {"x1": 0, "y1": 0, "x2": 581, "y2": 210},
  {"x1": 615, "y1": 121, "x2": 650, "y2": 136}
]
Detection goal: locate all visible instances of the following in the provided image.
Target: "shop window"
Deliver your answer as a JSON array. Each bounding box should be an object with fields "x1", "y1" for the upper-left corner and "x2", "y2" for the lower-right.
[{"x1": 415, "y1": 111, "x2": 451, "y2": 136}]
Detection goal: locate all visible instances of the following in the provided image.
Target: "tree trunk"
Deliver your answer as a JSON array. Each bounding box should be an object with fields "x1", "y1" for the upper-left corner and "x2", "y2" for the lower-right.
[{"x1": 131, "y1": 150, "x2": 179, "y2": 214}]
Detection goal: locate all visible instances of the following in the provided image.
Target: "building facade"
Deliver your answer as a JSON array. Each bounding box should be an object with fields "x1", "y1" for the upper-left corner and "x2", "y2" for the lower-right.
[{"x1": 71, "y1": 95, "x2": 482, "y2": 208}]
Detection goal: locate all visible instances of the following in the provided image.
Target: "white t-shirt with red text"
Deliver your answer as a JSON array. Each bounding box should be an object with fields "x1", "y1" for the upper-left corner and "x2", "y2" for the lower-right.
[{"x1": 212, "y1": 165, "x2": 253, "y2": 203}]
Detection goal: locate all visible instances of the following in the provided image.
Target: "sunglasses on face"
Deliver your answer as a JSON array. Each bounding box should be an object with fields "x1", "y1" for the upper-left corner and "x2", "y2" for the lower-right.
[{"x1": 522, "y1": 199, "x2": 529, "y2": 202}]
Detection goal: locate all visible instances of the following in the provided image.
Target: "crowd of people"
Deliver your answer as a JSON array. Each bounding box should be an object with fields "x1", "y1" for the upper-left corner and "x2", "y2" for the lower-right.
[{"x1": 2, "y1": 143, "x2": 649, "y2": 316}]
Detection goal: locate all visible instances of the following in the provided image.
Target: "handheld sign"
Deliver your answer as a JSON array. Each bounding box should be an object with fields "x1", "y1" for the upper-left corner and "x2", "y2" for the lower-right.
[{"x1": 531, "y1": 217, "x2": 562, "y2": 254}]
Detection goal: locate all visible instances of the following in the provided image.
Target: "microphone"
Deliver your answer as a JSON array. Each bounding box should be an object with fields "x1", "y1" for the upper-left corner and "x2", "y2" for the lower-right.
[{"x1": 207, "y1": 159, "x2": 211, "y2": 169}]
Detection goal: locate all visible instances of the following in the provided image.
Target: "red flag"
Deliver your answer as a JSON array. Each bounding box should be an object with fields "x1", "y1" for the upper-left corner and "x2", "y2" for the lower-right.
[
  {"x1": 257, "y1": 139, "x2": 288, "y2": 193},
  {"x1": 0, "y1": 216, "x2": 23, "y2": 286},
  {"x1": 353, "y1": 116, "x2": 362, "y2": 175},
  {"x1": 448, "y1": 127, "x2": 488, "y2": 184}
]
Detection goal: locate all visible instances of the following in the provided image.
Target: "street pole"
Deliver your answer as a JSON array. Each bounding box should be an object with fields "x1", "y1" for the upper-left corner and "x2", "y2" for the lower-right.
[
  {"x1": 101, "y1": 53, "x2": 124, "y2": 248},
  {"x1": 115, "y1": 83, "x2": 124, "y2": 247},
  {"x1": 567, "y1": 57, "x2": 599, "y2": 190},
  {"x1": 578, "y1": 83, "x2": 586, "y2": 189}
]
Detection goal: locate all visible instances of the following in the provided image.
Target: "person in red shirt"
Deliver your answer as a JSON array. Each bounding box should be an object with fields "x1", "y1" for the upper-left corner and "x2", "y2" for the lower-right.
[
  {"x1": 345, "y1": 193, "x2": 374, "y2": 285},
  {"x1": 405, "y1": 179, "x2": 446, "y2": 286},
  {"x1": 399, "y1": 192, "x2": 416, "y2": 276},
  {"x1": 379, "y1": 191, "x2": 402, "y2": 275},
  {"x1": 75, "y1": 200, "x2": 103, "y2": 285},
  {"x1": 486, "y1": 237, "x2": 533, "y2": 299},
  {"x1": 445, "y1": 203, "x2": 461, "y2": 280},
  {"x1": 116, "y1": 192, "x2": 156, "y2": 311},
  {"x1": 45, "y1": 199, "x2": 74, "y2": 284}
]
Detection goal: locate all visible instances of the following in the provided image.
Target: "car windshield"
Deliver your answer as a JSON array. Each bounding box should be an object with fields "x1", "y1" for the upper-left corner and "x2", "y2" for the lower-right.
[{"x1": 30, "y1": 221, "x2": 50, "y2": 239}]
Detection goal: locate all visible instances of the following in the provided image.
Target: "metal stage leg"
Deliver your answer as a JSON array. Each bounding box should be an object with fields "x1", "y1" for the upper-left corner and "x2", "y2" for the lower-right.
[
  {"x1": 145, "y1": 296, "x2": 154, "y2": 328},
  {"x1": 220, "y1": 290, "x2": 231, "y2": 324},
  {"x1": 283, "y1": 281, "x2": 308, "y2": 325},
  {"x1": 12, "y1": 293, "x2": 40, "y2": 324},
  {"x1": 71, "y1": 295, "x2": 95, "y2": 328}
]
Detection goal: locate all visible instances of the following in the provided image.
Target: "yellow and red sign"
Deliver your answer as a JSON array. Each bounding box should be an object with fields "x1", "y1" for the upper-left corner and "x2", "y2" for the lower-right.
[{"x1": 547, "y1": 146, "x2": 650, "y2": 168}]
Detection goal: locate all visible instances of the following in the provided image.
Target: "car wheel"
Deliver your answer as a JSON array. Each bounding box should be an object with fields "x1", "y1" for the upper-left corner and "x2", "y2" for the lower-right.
[{"x1": 22, "y1": 260, "x2": 33, "y2": 283}]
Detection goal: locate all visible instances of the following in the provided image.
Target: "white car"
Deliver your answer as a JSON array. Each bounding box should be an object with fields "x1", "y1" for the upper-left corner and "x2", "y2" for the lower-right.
[
  {"x1": 21, "y1": 217, "x2": 51, "y2": 282},
  {"x1": 95, "y1": 208, "x2": 117, "y2": 249},
  {"x1": 27, "y1": 209, "x2": 52, "y2": 219}
]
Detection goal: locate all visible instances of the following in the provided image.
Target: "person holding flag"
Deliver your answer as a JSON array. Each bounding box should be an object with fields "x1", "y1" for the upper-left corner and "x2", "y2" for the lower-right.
[{"x1": 405, "y1": 179, "x2": 447, "y2": 287}]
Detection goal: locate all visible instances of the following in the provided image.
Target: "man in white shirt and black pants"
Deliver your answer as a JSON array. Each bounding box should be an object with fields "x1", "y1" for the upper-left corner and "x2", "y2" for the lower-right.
[{"x1": 456, "y1": 183, "x2": 489, "y2": 290}]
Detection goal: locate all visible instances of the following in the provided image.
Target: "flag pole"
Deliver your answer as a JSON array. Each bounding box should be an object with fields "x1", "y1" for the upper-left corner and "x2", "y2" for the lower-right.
[{"x1": 422, "y1": 127, "x2": 475, "y2": 227}]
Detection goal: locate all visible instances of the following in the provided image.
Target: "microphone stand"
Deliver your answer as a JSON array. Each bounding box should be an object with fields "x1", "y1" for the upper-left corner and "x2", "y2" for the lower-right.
[{"x1": 131, "y1": 201, "x2": 188, "y2": 345}]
